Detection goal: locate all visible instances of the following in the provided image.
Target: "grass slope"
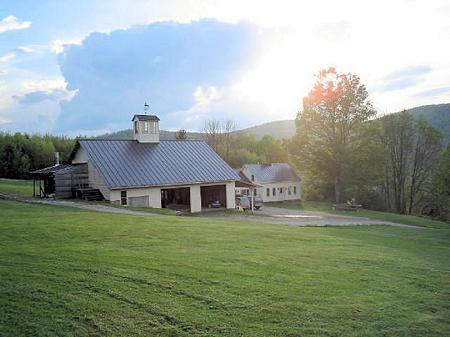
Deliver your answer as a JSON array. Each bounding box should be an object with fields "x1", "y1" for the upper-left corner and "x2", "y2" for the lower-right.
[
  {"x1": 0, "y1": 178, "x2": 33, "y2": 196},
  {"x1": 1, "y1": 199, "x2": 450, "y2": 336}
]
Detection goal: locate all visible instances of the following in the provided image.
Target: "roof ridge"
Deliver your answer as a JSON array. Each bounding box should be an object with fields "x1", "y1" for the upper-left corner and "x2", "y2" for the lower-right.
[{"x1": 81, "y1": 139, "x2": 205, "y2": 142}]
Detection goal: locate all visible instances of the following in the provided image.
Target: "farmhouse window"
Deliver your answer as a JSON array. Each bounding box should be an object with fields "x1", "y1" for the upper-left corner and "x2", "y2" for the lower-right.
[
  {"x1": 251, "y1": 174, "x2": 255, "y2": 181},
  {"x1": 288, "y1": 187, "x2": 292, "y2": 195},
  {"x1": 272, "y1": 188, "x2": 276, "y2": 196},
  {"x1": 266, "y1": 188, "x2": 270, "y2": 196},
  {"x1": 294, "y1": 186, "x2": 297, "y2": 194},
  {"x1": 121, "y1": 191, "x2": 127, "y2": 205}
]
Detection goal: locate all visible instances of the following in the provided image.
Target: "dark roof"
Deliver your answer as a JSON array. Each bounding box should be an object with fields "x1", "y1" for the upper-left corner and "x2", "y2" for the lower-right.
[
  {"x1": 234, "y1": 169, "x2": 261, "y2": 188},
  {"x1": 132, "y1": 114, "x2": 160, "y2": 121},
  {"x1": 74, "y1": 139, "x2": 239, "y2": 189},
  {"x1": 30, "y1": 164, "x2": 71, "y2": 175},
  {"x1": 244, "y1": 163, "x2": 301, "y2": 183}
]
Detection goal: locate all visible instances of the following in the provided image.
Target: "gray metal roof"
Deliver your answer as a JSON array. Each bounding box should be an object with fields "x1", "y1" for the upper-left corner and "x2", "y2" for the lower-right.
[
  {"x1": 132, "y1": 114, "x2": 160, "y2": 121},
  {"x1": 30, "y1": 164, "x2": 72, "y2": 175},
  {"x1": 76, "y1": 139, "x2": 239, "y2": 189},
  {"x1": 234, "y1": 169, "x2": 261, "y2": 188},
  {"x1": 244, "y1": 163, "x2": 301, "y2": 184}
]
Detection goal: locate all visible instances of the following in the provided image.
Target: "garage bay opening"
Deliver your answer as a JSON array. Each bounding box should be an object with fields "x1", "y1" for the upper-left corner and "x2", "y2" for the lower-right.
[
  {"x1": 161, "y1": 187, "x2": 190, "y2": 211},
  {"x1": 201, "y1": 185, "x2": 226, "y2": 209}
]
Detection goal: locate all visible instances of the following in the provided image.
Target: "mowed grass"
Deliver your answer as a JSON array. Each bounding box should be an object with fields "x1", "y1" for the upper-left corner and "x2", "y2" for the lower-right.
[
  {"x1": 0, "y1": 178, "x2": 33, "y2": 196},
  {"x1": 266, "y1": 200, "x2": 450, "y2": 229},
  {"x1": 1, "y1": 200, "x2": 450, "y2": 336}
]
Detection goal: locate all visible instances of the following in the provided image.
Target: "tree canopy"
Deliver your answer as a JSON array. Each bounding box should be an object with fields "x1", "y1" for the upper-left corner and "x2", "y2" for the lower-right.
[{"x1": 292, "y1": 67, "x2": 376, "y2": 203}]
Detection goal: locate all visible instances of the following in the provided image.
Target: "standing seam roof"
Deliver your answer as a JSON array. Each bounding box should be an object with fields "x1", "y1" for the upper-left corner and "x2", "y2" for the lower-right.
[
  {"x1": 244, "y1": 163, "x2": 301, "y2": 184},
  {"x1": 78, "y1": 139, "x2": 240, "y2": 189}
]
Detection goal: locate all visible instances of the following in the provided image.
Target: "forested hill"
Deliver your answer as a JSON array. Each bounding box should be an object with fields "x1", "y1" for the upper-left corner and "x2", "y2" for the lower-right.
[
  {"x1": 236, "y1": 103, "x2": 449, "y2": 141},
  {"x1": 97, "y1": 103, "x2": 450, "y2": 141},
  {"x1": 97, "y1": 129, "x2": 203, "y2": 140},
  {"x1": 406, "y1": 104, "x2": 450, "y2": 141}
]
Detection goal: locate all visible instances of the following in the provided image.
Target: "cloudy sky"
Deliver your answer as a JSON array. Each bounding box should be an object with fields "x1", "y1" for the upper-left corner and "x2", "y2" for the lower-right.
[{"x1": 0, "y1": 0, "x2": 449, "y2": 135}]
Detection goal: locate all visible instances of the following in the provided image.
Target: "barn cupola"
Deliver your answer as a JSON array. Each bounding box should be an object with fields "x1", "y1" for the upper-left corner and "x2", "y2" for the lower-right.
[{"x1": 132, "y1": 102, "x2": 160, "y2": 143}]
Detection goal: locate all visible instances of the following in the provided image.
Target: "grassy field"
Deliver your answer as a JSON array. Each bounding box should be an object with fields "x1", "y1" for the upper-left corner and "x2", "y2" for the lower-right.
[
  {"x1": 266, "y1": 200, "x2": 450, "y2": 229},
  {"x1": 0, "y1": 178, "x2": 33, "y2": 196},
  {"x1": 1, "y1": 199, "x2": 450, "y2": 336}
]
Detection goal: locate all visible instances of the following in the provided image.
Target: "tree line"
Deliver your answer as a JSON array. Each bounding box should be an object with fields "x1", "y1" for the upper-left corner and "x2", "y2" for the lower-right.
[
  {"x1": 0, "y1": 133, "x2": 75, "y2": 179},
  {"x1": 201, "y1": 119, "x2": 288, "y2": 168},
  {"x1": 288, "y1": 67, "x2": 450, "y2": 221}
]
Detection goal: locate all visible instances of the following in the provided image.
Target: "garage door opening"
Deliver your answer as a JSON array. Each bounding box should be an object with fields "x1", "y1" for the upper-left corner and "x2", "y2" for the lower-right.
[
  {"x1": 161, "y1": 187, "x2": 190, "y2": 211},
  {"x1": 201, "y1": 185, "x2": 226, "y2": 209}
]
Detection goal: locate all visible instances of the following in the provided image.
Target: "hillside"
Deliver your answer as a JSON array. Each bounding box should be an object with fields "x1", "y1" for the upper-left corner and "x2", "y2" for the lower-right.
[
  {"x1": 98, "y1": 129, "x2": 203, "y2": 140},
  {"x1": 235, "y1": 119, "x2": 296, "y2": 140},
  {"x1": 97, "y1": 103, "x2": 450, "y2": 141},
  {"x1": 407, "y1": 103, "x2": 450, "y2": 141}
]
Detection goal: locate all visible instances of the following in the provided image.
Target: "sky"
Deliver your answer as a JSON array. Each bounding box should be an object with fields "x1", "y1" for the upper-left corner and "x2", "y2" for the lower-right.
[{"x1": 0, "y1": 0, "x2": 449, "y2": 136}]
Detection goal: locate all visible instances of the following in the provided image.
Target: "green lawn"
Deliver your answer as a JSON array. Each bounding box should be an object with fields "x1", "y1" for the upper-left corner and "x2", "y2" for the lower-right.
[
  {"x1": 266, "y1": 200, "x2": 449, "y2": 229},
  {"x1": 0, "y1": 178, "x2": 33, "y2": 196},
  {"x1": 1, "y1": 200, "x2": 450, "y2": 336}
]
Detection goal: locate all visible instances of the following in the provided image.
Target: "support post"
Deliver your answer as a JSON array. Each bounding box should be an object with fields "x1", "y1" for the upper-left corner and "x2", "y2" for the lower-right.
[
  {"x1": 190, "y1": 185, "x2": 201, "y2": 213},
  {"x1": 251, "y1": 187, "x2": 254, "y2": 214}
]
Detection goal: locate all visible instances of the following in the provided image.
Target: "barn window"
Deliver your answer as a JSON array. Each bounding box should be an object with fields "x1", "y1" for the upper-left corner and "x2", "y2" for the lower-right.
[
  {"x1": 272, "y1": 188, "x2": 276, "y2": 196},
  {"x1": 134, "y1": 121, "x2": 138, "y2": 134},
  {"x1": 251, "y1": 174, "x2": 255, "y2": 181},
  {"x1": 144, "y1": 121, "x2": 149, "y2": 133},
  {"x1": 293, "y1": 186, "x2": 297, "y2": 194},
  {"x1": 121, "y1": 191, "x2": 127, "y2": 205},
  {"x1": 266, "y1": 188, "x2": 270, "y2": 196}
]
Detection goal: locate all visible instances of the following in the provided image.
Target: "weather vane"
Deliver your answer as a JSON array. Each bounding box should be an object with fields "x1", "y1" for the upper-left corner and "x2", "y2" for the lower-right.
[{"x1": 144, "y1": 101, "x2": 150, "y2": 115}]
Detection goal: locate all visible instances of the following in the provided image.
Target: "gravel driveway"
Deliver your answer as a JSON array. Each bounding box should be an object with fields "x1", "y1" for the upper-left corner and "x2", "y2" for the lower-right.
[
  {"x1": 3, "y1": 194, "x2": 417, "y2": 227},
  {"x1": 2, "y1": 195, "x2": 159, "y2": 216},
  {"x1": 216, "y1": 206, "x2": 416, "y2": 228}
]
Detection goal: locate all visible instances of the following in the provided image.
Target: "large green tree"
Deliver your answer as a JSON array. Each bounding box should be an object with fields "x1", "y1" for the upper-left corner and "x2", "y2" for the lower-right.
[
  {"x1": 381, "y1": 112, "x2": 443, "y2": 214},
  {"x1": 292, "y1": 68, "x2": 376, "y2": 203}
]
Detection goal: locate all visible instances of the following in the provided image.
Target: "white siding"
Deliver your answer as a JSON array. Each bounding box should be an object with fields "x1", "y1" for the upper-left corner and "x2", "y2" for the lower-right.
[
  {"x1": 88, "y1": 162, "x2": 111, "y2": 200},
  {"x1": 190, "y1": 185, "x2": 201, "y2": 213},
  {"x1": 109, "y1": 182, "x2": 235, "y2": 212},
  {"x1": 259, "y1": 182, "x2": 301, "y2": 202},
  {"x1": 72, "y1": 147, "x2": 88, "y2": 164},
  {"x1": 110, "y1": 187, "x2": 162, "y2": 208},
  {"x1": 225, "y1": 181, "x2": 235, "y2": 209},
  {"x1": 133, "y1": 120, "x2": 159, "y2": 143}
]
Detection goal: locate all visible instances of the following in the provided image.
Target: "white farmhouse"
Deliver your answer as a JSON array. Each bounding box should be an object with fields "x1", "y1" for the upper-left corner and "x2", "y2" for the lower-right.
[{"x1": 236, "y1": 163, "x2": 301, "y2": 202}]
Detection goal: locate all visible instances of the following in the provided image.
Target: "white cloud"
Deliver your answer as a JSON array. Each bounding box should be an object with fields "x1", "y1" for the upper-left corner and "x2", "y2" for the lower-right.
[
  {"x1": 51, "y1": 38, "x2": 83, "y2": 54},
  {"x1": 0, "y1": 15, "x2": 32, "y2": 34},
  {"x1": 0, "y1": 52, "x2": 16, "y2": 63},
  {"x1": 17, "y1": 46, "x2": 34, "y2": 53},
  {"x1": 21, "y1": 79, "x2": 68, "y2": 92}
]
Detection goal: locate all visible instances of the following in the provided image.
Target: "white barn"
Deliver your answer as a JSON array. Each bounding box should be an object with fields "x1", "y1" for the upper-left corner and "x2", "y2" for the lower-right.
[{"x1": 66, "y1": 114, "x2": 239, "y2": 212}]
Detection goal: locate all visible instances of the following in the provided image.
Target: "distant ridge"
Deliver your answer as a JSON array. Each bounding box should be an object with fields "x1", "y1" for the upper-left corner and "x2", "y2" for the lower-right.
[{"x1": 96, "y1": 103, "x2": 450, "y2": 141}]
